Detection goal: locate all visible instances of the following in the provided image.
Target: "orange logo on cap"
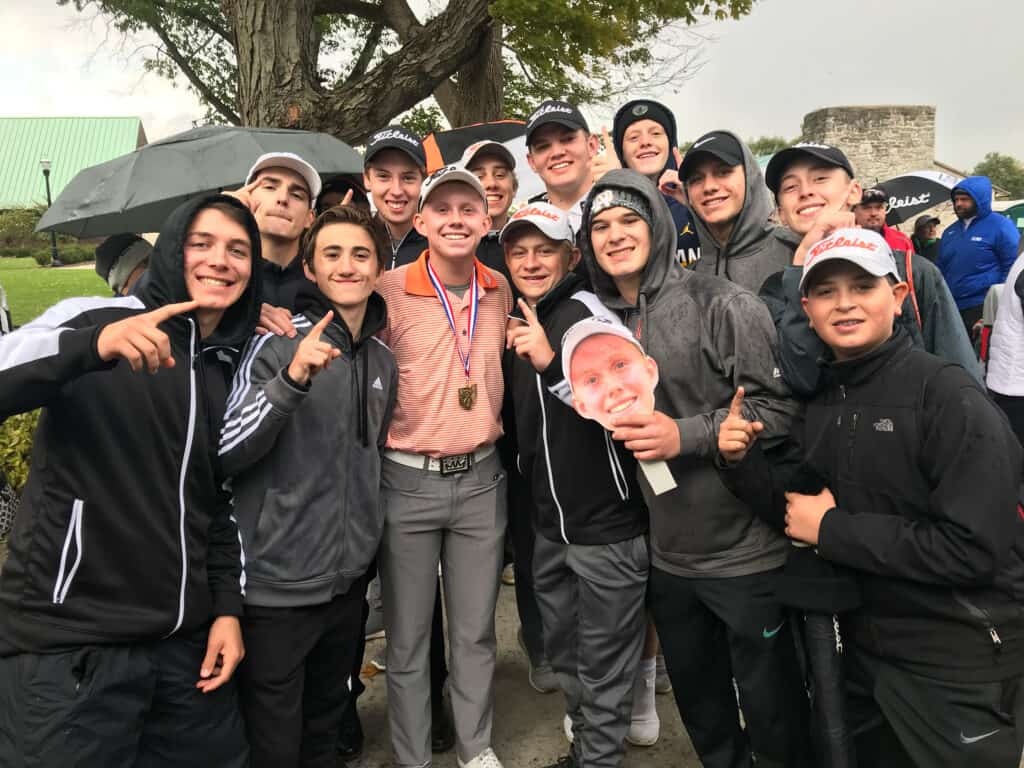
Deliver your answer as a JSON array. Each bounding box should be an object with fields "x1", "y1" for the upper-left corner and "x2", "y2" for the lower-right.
[
  {"x1": 806, "y1": 234, "x2": 878, "y2": 266},
  {"x1": 513, "y1": 206, "x2": 561, "y2": 222}
]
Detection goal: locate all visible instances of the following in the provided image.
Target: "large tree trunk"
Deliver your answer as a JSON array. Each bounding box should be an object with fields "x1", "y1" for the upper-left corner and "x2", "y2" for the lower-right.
[
  {"x1": 230, "y1": 0, "x2": 322, "y2": 128},
  {"x1": 434, "y1": 20, "x2": 504, "y2": 126}
]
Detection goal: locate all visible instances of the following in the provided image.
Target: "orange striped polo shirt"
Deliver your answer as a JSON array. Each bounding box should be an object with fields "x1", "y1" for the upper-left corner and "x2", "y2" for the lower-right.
[{"x1": 378, "y1": 250, "x2": 513, "y2": 457}]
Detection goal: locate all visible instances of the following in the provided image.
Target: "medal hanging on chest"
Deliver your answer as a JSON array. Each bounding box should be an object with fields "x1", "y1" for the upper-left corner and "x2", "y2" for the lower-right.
[{"x1": 425, "y1": 258, "x2": 479, "y2": 410}]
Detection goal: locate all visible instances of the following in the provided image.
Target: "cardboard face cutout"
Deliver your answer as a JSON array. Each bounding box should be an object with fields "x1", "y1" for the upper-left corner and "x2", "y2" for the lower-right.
[{"x1": 568, "y1": 333, "x2": 659, "y2": 432}]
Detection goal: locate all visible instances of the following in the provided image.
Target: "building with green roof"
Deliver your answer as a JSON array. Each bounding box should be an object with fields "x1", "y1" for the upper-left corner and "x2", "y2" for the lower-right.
[{"x1": 0, "y1": 117, "x2": 146, "y2": 209}]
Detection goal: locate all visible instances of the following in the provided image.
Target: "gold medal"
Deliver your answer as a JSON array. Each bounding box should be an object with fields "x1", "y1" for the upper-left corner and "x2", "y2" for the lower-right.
[{"x1": 458, "y1": 382, "x2": 478, "y2": 410}]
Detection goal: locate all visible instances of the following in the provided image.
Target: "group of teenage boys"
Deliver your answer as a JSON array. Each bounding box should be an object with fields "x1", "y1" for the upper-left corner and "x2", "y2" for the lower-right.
[{"x1": 0, "y1": 91, "x2": 1021, "y2": 768}]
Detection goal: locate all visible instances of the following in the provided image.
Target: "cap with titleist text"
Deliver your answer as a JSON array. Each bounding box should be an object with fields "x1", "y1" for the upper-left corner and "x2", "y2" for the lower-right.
[
  {"x1": 245, "y1": 152, "x2": 322, "y2": 201},
  {"x1": 499, "y1": 202, "x2": 573, "y2": 245},
  {"x1": 800, "y1": 227, "x2": 899, "y2": 293},
  {"x1": 525, "y1": 100, "x2": 590, "y2": 145},
  {"x1": 364, "y1": 125, "x2": 426, "y2": 169},
  {"x1": 765, "y1": 142, "x2": 855, "y2": 195},
  {"x1": 560, "y1": 315, "x2": 643, "y2": 393},
  {"x1": 418, "y1": 165, "x2": 487, "y2": 211},
  {"x1": 679, "y1": 131, "x2": 745, "y2": 181}
]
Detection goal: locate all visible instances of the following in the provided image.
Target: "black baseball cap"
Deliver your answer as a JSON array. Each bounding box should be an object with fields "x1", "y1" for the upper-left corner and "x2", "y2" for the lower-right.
[
  {"x1": 525, "y1": 100, "x2": 589, "y2": 146},
  {"x1": 679, "y1": 131, "x2": 744, "y2": 180},
  {"x1": 765, "y1": 143, "x2": 855, "y2": 195},
  {"x1": 914, "y1": 214, "x2": 941, "y2": 231},
  {"x1": 364, "y1": 125, "x2": 426, "y2": 169},
  {"x1": 859, "y1": 187, "x2": 888, "y2": 206}
]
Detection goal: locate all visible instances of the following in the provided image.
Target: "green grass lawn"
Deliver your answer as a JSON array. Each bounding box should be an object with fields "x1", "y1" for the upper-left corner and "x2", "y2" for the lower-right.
[{"x1": 0, "y1": 258, "x2": 110, "y2": 327}]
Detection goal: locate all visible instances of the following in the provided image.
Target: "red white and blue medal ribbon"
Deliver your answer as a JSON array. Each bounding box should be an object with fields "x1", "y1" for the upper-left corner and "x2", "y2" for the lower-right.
[{"x1": 425, "y1": 257, "x2": 478, "y2": 380}]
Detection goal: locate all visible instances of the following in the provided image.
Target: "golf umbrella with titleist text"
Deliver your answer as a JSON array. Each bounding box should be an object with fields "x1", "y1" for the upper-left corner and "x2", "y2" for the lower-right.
[
  {"x1": 36, "y1": 125, "x2": 364, "y2": 238},
  {"x1": 880, "y1": 170, "x2": 961, "y2": 225}
]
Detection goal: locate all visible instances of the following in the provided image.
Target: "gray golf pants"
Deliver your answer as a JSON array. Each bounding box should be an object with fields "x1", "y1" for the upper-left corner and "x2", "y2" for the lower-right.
[
  {"x1": 533, "y1": 533, "x2": 649, "y2": 767},
  {"x1": 379, "y1": 452, "x2": 507, "y2": 768}
]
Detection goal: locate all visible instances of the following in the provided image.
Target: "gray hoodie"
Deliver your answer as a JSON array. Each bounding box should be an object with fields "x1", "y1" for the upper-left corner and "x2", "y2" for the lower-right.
[
  {"x1": 582, "y1": 169, "x2": 793, "y2": 577},
  {"x1": 689, "y1": 131, "x2": 792, "y2": 295}
]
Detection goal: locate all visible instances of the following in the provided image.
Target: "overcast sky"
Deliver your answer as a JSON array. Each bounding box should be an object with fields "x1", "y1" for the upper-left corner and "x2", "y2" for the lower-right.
[{"x1": 3, "y1": 0, "x2": 1022, "y2": 171}]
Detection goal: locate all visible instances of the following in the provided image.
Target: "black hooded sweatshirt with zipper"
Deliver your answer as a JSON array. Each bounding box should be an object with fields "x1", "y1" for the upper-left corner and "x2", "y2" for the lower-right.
[
  {"x1": 743, "y1": 328, "x2": 1024, "y2": 681},
  {"x1": 0, "y1": 194, "x2": 262, "y2": 655},
  {"x1": 506, "y1": 272, "x2": 647, "y2": 546},
  {"x1": 218, "y1": 284, "x2": 397, "y2": 607}
]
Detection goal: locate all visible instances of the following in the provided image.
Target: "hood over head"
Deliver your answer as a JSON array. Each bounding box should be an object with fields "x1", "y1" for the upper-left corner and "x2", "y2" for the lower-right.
[
  {"x1": 581, "y1": 169, "x2": 677, "y2": 310},
  {"x1": 136, "y1": 194, "x2": 263, "y2": 349},
  {"x1": 951, "y1": 175, "x2": 992, "y2": 218},
  {"x1": 684, "y1": 130, "x2": 775, "y2": 270}
]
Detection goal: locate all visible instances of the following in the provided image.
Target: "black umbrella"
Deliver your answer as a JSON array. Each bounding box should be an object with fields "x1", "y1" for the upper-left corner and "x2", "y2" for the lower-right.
[
  {"x1": 37, "y1": 125, "x2": 363, "y2": 237},
  {"x1": 880, "y1": 170, "x2": 961, "y2": 225}
]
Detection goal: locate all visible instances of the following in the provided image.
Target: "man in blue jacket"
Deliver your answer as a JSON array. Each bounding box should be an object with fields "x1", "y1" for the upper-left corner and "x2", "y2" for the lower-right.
[{"x1": 937, "y1": 175, "x2": 1020, "y2": 332}]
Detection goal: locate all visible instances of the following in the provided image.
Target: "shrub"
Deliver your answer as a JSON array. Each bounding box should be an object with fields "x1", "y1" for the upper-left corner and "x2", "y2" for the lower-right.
[
  {"x1": 30, "y1": 244, "x2": 95, "y2": 267},
  {"x1": 0, "y1": 411, "x2": 39, "y2": 492},
  {"x1": 0, "y1": 207, "x2": 45, "y2": 247}
]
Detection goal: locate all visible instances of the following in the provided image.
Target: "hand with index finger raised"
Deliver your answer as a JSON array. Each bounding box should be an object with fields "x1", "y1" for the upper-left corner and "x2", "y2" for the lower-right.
[
  {"x1": 717, "y1": 386, "x2": 763, "y2": 464},
  {"x1": 508, "y1": 298, "x2": 555, "y2": 373},
  {"x1": 287, "y1": 311, "x2": 341, "y2": 386},
  {"x1": 97, "y1": 299, "x2": 199, "y2": 374},
  {"x1": 224, "y1": 178, "x2": 262, "y2": 214},
  {"x1": 592, "y1": 126, "x2": 623, "y2": 184}
]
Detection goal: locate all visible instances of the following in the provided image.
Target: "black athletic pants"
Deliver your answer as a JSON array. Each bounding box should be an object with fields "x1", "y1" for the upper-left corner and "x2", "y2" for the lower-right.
[
  {"x1": 846, "y1": 647, "x2": 1024, "y2": 768},
  {"x1": 508, "y1": 465, "x2": 546, "y2": 662},
  {"x1": 648, "y1": 566, "x2": 810, "y2": 768},
  {"x1": 0, "y1": 629, "x2": 248, "y2": 768},
  {"x1": 239, "y1": 587, "x2": 363, "y2": 768}
]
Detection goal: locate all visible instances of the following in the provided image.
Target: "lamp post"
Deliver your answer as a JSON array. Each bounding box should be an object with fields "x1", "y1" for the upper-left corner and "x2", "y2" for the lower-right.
[{"x1": 39, "y1": 159, "x2": 62, "y2": 267}]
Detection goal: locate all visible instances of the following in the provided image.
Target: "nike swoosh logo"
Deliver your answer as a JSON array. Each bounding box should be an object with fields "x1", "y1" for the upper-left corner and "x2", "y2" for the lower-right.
[
  {"x1": 960, "y1": 729, "x2": 1000, "y2": 744},
  {"x1": 762, "y1": 622, "x2": 784, "y2": 639},
  {"x1": 692, "y1": 137, "x2": 715, "y2": 150}
]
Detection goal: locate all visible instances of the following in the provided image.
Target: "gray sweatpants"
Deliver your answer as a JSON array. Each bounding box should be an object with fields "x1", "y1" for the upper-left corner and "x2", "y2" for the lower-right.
[
  {"x1": 533, "y1": 533, "x2": 649, "y2": 768},
  {"x1": 379, "y1": 452, "x2": 507, "y2": 768}
]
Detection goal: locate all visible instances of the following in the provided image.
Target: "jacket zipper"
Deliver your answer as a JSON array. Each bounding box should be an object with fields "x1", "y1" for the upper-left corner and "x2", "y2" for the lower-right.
[
  {"x1": 953, "y1": 591, "x2": 1003, "y2": 651},
  {"x1": 535, "y1": 374, "x2": 570, "y2": 544},
  {"x1": 166, "y1": 319, "x2": 198, "y2": 637},
  {"x1": 52, "y1": 499, "x2": 84, "y2": 604}
]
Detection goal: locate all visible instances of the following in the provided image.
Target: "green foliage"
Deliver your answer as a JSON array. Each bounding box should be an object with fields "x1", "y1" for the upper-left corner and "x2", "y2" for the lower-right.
[
  {"x1": 399, "y1": 104, "x2": 447, "y2": 138},
  {"x1": 0, "y1": 206, "x2": 46, "y2": 246},
  {"x1": 973, "y1": 152, "x2": 1024, "y2": 198},
  {"x1": 0, "y1": 258, "x2": 110, "y2": 327},
  {"x1": 29, "y1": 245, "x2": 96, "y2": 267},
  {"x1": 747, "y1": 136, "x2": 793, "y2": 156},
  {"x1": 0, "y1": 411, "x2": 39, "y2": 492}
]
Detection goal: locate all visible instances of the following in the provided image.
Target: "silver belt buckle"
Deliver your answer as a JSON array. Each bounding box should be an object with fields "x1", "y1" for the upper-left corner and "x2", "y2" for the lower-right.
[{"x1": 439, "y1": 453, "x2": 472, "y2": 476}]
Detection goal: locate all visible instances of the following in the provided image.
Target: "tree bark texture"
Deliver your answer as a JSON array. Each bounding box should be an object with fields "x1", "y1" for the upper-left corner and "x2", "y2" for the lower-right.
[{"x1": 434, "y1": 19, "x2": 504, "y2": 127}]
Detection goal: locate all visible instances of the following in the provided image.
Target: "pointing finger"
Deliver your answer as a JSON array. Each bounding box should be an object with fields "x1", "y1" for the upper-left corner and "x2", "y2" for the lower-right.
[
  {"x1": 601, "y1": 127, "x2": 613, "y2": 153},
  {"x1": 673, "y1": 146, "x2": 684, "y2": 166},
  {"x1": 728, "y1": 386, "x2": 745, "y2": 418},
  {"x1": 341, "y1": 189, "x2": 354, "y2": 206},
  {"x1": 309, "y1": 311, "x2": 334, "y2": 340},
  {"x1": 150, "y1": 300, "x2": 200, "y2": 323},
  {"x1": 517, "y1": 298, "x2": 538, "y2": 325}
]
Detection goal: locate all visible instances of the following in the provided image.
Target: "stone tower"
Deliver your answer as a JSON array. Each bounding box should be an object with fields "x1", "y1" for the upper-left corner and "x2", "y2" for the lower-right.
[{"x1": 801, "y1": 105, "x2": 936, "y2": 185}]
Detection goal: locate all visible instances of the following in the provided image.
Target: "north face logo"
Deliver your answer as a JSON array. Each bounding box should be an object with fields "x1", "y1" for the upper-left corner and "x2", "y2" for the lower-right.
[{"x1": 873, "y1": 418, "x2": 894, "y2": 433}]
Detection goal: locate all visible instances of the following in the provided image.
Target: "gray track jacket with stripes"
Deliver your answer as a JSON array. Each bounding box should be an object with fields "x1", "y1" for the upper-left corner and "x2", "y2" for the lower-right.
[
  {"x1": 219, "y1": 284, "x2": 397, "y2": 607},
  {"x1": 0, "y1": 195, "x2": 260, "y2": 654}
]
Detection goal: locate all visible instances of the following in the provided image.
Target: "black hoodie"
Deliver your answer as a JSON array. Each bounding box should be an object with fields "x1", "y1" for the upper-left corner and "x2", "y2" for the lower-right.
[
  {"x1": 219, "y1": 283, "x2": 397, "y2": 607},
  {"x1": 0, "y1": 195, "x2": 262, "y2": 655}
]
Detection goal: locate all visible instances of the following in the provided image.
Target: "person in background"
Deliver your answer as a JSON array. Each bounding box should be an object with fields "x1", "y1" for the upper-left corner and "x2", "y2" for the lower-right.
[
  {"x1": 607, "y1": 99, "x2": 701, "y2": 266},
  {"x1": 95, "y1": 233, "x2": 152, "y2": 296},
  {"x1": 362, "y1": 126, "x2": 429, "y2": 270},
  {"x1": 317, "y1": 176, "x2": 370, "y2": 214},
  {"x1": 853, "y1": 186, "x2": 915, "y2": 254},
  {"x1": 986, "y1": 249, "x2": 1024, "y2": 446},
  {"x1": 911, "y1": 214, "x2": 941, "y2": 262},
  {"x1": 937, "y1": 175, "x2": 1020, "y2": 333},
  {"x1": 462, "y1": 140, "x2": 519, "y2": 277}
]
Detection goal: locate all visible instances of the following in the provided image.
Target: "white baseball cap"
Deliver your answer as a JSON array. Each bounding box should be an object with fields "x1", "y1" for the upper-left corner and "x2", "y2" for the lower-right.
[
  {"x1": 800, "y1": 227, "x2": 899, "y2": 292},
  {"x1": 499, "y1": 202, "x2": 574, "y2": 245},
  {"x1": 418, "y1": 165, "x2": 488, "y2": 211},
  {"x1": 459, "y1": 140, "x2": 516, "y2": 171},
  {"x1": 561, "y1": 315, "x2": 643, "y2": 392},
  {"x1": 245, "y1": 152, "x2": 322, "y2": 201}
]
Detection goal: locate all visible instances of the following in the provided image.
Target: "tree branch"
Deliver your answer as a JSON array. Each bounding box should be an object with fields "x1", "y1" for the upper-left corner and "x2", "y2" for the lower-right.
[
  {"x1": 150, "y1": 17, "x2": 240, "y2": 124},
  {"x1": 313, "y1": 0, "x2": 386, "y2": 24},
  {"x1": 320, "y1": 0, "x2": 491, "y2": 144},
  {"x1": 343, "y1": 22, "x2": 383, "y2": 84},
  {"x1": 150, "y1": 0, "x2": 232, "y2": 43}
]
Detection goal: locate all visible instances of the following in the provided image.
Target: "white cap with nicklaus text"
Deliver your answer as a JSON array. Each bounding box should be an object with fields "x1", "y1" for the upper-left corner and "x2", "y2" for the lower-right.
[{"x1": 800, "y1": 227, "x2": 899, "y2": 292}]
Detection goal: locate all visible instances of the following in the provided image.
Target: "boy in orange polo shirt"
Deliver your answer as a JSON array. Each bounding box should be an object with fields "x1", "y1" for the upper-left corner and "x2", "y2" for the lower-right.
[{"x1": 376, "y1": 166, "x2": 513, "y2": 768}]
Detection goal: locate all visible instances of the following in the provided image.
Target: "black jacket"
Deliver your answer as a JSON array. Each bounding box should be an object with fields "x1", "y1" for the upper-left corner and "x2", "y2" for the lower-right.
[
  {"x1": 507, "y1": 273, "x2": 647, "y2": 545},
  {"x1": 784, "y1": 330, "x2": 1024, "y2": 681},
  {"x1": 0, "y1": 195, "x2": 262, "y2": 655},
  {"x1": 383, "y1": 218, "x2": 427, "y2": 270},
  {"x1": 259, "y1": 253, "x2": 308, "y2": 311}
]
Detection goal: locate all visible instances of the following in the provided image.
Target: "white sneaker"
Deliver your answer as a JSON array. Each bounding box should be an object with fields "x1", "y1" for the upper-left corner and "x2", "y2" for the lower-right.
[
  {"x1": 627, "y1": 660, "x2": 660, "y2": 746},
  {"x1": 458, "y1": 747, "x2": 504, "y2": 768},
  {"x1": 563, "y1": 714, "x2": 574, "y2": 743},
  {"x1": 626, "y1": 711, "x2": 660, "y2": 746}
]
